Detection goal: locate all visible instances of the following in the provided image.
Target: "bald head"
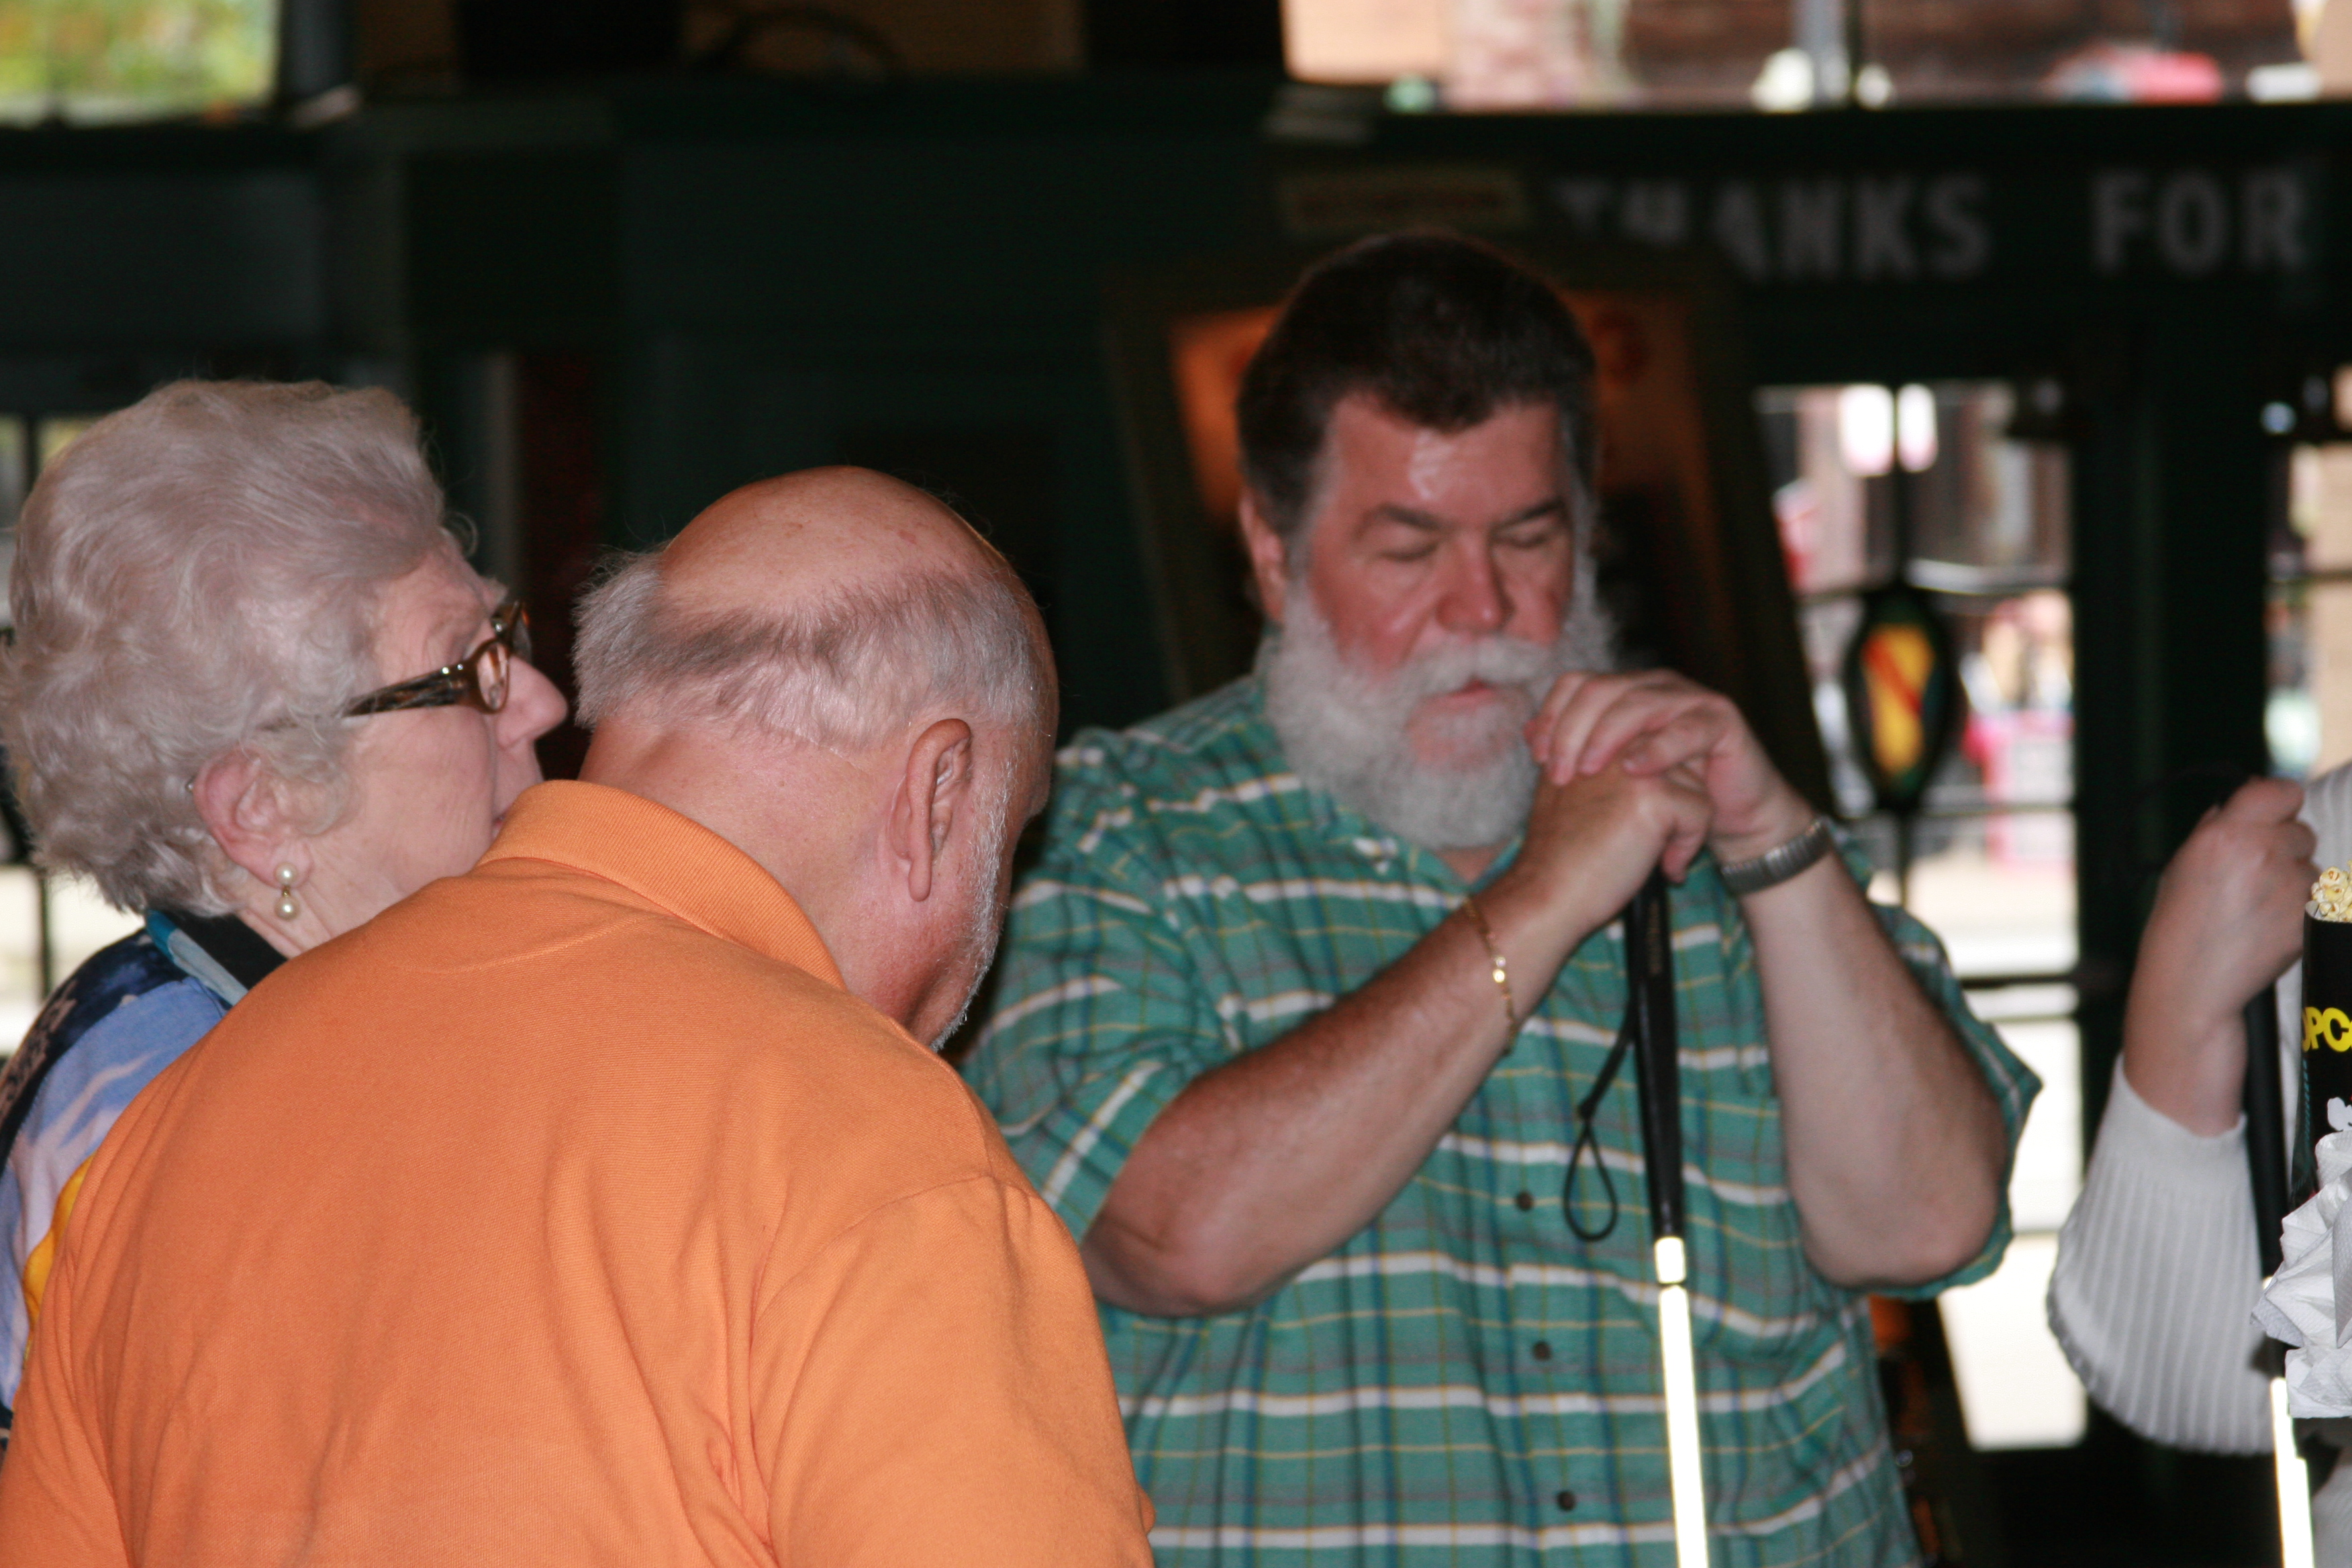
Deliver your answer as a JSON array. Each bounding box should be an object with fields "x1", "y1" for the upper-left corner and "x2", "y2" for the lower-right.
[
  {"x1": 574, "y1": 467, "x2": 1052, "y2": 749},
  {"x1": 658, "y1": 467, "x2": 1010, "y2": 622},
  {"x1": 573, "y1": 467, "x2": 1056, "y2": 1048}
]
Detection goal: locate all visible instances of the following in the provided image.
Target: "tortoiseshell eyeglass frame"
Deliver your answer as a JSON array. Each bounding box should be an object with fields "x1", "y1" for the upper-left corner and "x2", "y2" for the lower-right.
[{"x1": 342, "y1": 596, "x2": 531, "y2": 718}]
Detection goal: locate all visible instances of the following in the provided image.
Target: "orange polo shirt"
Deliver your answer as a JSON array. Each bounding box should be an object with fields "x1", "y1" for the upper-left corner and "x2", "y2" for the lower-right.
[{"x1": 0, "y1": 781, "x2": 1153, "y2": 1567}]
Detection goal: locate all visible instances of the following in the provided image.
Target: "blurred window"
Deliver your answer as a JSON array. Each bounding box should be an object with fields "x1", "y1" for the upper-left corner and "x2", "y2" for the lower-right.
[
  {"x1": 0, "y1": 0, "x2": 275, "y2": 125},
  {"x1": 2266, "y1": 399, "x2": 2352, "y2": 781},
  {"x1": 1762, "y1": 381, "x2": 2086, "y2": 1451},
  {"x1": 1861, "y1": 0, "x2": 2300, "y2": 107},
  {"x1": 1283, "y1": 0, "x2": 2305, "y2": 109}
]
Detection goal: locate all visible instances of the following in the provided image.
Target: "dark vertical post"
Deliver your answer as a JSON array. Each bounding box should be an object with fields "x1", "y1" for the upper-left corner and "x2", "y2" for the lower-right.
[
  {"x1": 2072, "y1": 311, "x2": 2269, "y2": 1140},
  {"x1": 2066, "y1": 328, "x2": 2145, "y2": 1144},
  {"x1": 277, "y1": 0, "x2": 353, "y2": 107},
  {"x1": 2245, "y1": 985, "x2": 2289, "y2": 1278}
]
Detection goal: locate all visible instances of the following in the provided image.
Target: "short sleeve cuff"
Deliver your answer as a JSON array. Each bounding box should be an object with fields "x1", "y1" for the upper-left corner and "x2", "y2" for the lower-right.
[{"x1": 1002, "y1": 1055, "x2": 1193, "y2": 1240}]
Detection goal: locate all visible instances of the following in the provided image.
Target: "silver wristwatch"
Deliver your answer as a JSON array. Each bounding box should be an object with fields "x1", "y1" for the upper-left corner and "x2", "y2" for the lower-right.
[{"x1": 1717, "y1": 816, "x2": 1836, "y2": 897}]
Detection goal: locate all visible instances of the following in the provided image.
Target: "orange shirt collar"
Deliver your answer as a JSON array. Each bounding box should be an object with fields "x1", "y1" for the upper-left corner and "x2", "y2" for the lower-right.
[{"x1": 481, "y1": 780, "x2": 846, "y2": 990}]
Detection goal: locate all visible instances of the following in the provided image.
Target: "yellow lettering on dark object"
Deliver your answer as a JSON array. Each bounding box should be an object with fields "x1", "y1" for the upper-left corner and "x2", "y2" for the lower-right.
[{"x1": 2321, "y1": 1008, "x2": 2352, "y2": 1052}]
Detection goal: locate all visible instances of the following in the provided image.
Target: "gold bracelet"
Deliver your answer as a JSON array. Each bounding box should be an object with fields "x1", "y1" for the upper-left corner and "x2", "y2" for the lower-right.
[{"x1": 1460, "y1": 893, "x2": 1518, "y2": 1030}]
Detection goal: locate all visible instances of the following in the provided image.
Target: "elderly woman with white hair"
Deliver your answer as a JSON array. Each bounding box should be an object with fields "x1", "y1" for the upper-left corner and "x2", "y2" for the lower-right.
[{"x1": 0, "y1": 380, "x2": 565, "y2": 1447}]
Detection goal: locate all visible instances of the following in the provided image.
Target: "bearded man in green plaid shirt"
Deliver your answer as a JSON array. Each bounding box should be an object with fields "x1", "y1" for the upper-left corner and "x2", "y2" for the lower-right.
[{"x1": 967, "y1": 233, "x2": 2037, "y2": 1566}]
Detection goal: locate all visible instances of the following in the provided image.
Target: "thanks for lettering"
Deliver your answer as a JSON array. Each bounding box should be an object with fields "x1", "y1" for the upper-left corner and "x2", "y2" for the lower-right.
[{"x1": 1553, "y1": 165, "x2": 2310, "y2": 283}]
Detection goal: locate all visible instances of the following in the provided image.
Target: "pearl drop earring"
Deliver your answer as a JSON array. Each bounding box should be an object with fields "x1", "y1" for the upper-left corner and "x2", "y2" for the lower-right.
[{"x1": 274, "y1": 864, "x2": 301, "y2": 922}]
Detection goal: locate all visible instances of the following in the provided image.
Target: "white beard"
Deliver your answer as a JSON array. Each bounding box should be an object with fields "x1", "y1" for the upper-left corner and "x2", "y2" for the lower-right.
[{"x1": 1260, "y1": 561, "x2": 1616, "y2": 852}]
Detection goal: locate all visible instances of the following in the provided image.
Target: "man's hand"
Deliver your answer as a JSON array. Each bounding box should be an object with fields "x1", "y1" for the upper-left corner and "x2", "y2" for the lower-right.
[
  {"x1": 1524, "y1": 671, "x2": 1813, "y2": 865},
  {"x1": 1484, "y1": 760, "x2": 1712, "y2": 951},
  {"x1": 2144, "y1": 778, "x2": 2314, "y2": 1032},
  {"x1": 1525, "y1": 671, "x2": 2008, "y2": 1286},
  {"x1": 2123, "y1": 777, "x2": 2314, "y2": 1136}
]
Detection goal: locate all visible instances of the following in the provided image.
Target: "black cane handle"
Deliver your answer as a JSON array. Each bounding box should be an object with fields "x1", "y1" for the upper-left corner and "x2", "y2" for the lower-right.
[{"x1": 1626, "y1": 869, "x2": 1684, "y2": 1243}]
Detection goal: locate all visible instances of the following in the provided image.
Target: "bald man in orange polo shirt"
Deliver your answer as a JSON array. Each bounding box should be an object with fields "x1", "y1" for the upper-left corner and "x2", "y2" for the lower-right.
[{"x1": 0, "y1": 469, "x2": 1154, "y2": 1566}]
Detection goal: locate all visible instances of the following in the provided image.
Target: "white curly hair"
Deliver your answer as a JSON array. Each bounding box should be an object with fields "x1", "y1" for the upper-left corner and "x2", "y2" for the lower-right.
[{"x1": 3, "y1": 380, "x2": 467, "y2": 914}]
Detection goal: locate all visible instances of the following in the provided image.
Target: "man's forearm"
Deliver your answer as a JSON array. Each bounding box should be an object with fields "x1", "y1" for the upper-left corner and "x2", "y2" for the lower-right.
[
  {"x1": 2116, "y1": 872, "x2": 2270, "y2": 1137},
  {"x1": 2119, "y1": 1008, "x2": 2245, "y2": 1138},
  {"x1": 1081, "y1": 869, "x2": 1593, "y2": 1317},
  {"x1": 1741, "y1": 856, "x2": 2008, "y2": 1288}
]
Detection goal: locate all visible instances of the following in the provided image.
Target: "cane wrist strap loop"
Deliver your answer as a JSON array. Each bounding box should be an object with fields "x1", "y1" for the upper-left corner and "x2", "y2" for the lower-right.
[
  {"x1": 1718, "y1": 815, "x2": 1835, "y2": 897},
  {"x1": 1461, "y1": 893, "x2": 1517, "y2": 1030}
]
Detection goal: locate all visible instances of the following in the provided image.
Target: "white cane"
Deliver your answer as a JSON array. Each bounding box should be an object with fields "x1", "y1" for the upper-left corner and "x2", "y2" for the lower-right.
[
  {"x1": 1626, "y1": 873, "x2": 1710, "y2": 1567},
  {"x1": 2245, "y1": 984, "x2": 2318, "y2": 1568},
  {"x1": 1653, "y1": 1236, "x2": 1709, "y2": 1565},
  {"x1": 2270, "y1": 1374, "x2": 2316, "y2": 1568}
]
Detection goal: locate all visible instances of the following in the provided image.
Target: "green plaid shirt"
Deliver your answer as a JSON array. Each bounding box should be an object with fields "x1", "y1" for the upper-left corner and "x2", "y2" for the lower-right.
[{"x1": 967, "y1": 679, "x2": 2037, "y2": 1567}]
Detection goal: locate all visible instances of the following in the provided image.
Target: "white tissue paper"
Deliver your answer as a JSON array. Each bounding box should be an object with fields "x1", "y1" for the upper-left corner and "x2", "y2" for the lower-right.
[{"x1": 2255, "y1": 1131, "x2": 2352, "y2": 1416}]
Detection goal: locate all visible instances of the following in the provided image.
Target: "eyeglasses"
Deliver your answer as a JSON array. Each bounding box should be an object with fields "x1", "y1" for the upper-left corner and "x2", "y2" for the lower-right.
[{"x1": 344, "y1": 597, "x2": 532, "y2": 718}]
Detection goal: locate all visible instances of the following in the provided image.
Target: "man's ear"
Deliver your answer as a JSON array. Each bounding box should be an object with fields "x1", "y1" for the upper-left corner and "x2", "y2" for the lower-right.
[
  {"x1": 191, "y1": 752, "x2": 309, "y2": 893},
  {"x1": 1236, "y1": 491, "x2": 1292, "y2": 626},
  {"x1": 889, "y1": 718, "x2": 976, "y2": 905}
]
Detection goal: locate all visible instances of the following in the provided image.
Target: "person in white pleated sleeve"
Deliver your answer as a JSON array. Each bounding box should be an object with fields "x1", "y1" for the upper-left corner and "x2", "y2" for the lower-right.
[{"x1": 2047, "y1": 763, "x2": 2352, "y2": 1536}]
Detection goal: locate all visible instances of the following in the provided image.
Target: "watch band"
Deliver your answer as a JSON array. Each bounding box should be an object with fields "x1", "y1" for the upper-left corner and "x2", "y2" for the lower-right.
[{"x1": 1717, "y1": 816, "x2": 1836, "y2": 897}]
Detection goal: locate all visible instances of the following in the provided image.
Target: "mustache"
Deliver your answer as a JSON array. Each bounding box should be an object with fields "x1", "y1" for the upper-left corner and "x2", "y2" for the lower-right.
[{"x1": 1378, "y1": 635, "x2": 1564, "y2": 705}]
